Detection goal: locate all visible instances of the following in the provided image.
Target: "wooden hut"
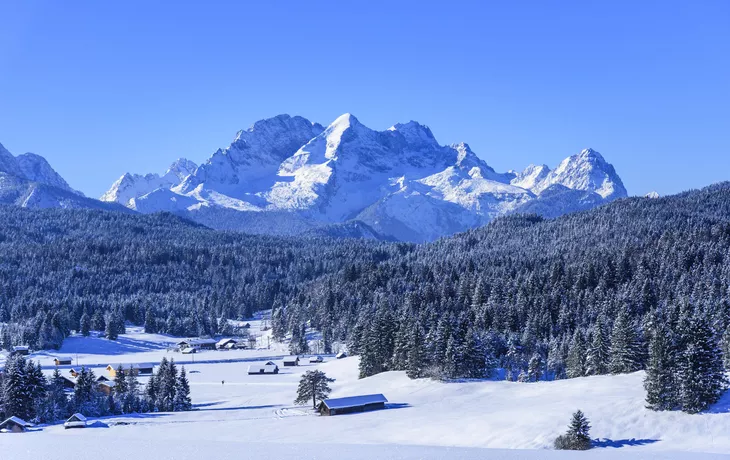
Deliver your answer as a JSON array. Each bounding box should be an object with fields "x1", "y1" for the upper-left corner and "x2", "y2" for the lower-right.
[
  {"x1": 318, "y1": 394, "x2": 388, "y2": 416},
  {"x1": 283, "y1": 356, "x2": 300, "y2": 366},
  {"x1": 247, "y1": 361, "x2": 279, "y2": 375},
  {"x1": 11, "y1": 346, "x2": 29, "y2": 356},
  {"x1": 106, "y1": 363, "x2": 153, "y2": 377},
  {"x1": 96, "y1": 381, "x2": 116, "y2": 395},
  {"x1": 54, "y1": 357, "x2": 72, "y2": 366},
  {"x1": 64, "y1": 413, "x2": 87, "y2": 429},
  {"x1": 69, "y1": 368, "x2": 81, "y2": 378},
  {"x1": 216, "y1": 338, "x2": 238, "y2": 350},
  {"x1": 0, "y1": 416, "x2": 31, "y2": 433}
]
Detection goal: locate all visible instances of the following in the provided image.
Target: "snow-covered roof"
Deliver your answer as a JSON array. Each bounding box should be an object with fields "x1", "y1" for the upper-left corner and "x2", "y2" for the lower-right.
[
  {"x1": 322, "y1": 394, "x2": 388, "y2": 410},
  {"x1": 216, "y1": 338, "x2": 237, "y2": 347},
  {"x1": 98, "y1": 381, "x2": 117, "y2": 388},
  {"x1": 107, "y1": 363, "x2": 141, "y2": 370},
  {"x1": 13, "y1": 346, "x2": 29, "y2": 351},
  {"x1": 67, "y1": 413, "x2": 87, "y2": 422},
  {"x1": 283, "y1": 356, "x2": 299, "y2": 362},
  {"x1": 1, "y1": 416, "x2": 31, "y2": 427},
  {"x1": 179, "y1": 338, "x2": 217, "y2": 345}
]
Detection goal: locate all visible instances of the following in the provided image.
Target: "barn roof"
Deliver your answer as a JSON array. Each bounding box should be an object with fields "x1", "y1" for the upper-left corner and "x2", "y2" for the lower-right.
[
  {"x1": 1, "y1": 416, "x2": 31, "y2": 427},
  {"x1": 13, "y1": 346, "x2": 29, "y2": 351},
  {"x1": 107, "y1": 363, "x2": 141, "y2": 370},
  {"x1": 216, "y1": 338, "x2": 237, "y2": 347},
  {"x1": 321, "y1": 394, "x2": 388, "y2": 410},
  {"x1": 67, "y1": 413, "x2": 87, "y2": 422},
  {"x1": 179, "y1": 338, "x2": 217, "y2": 346},
  {"x1": 283, "y1": 356, "x2": 299, "y2": 362}
]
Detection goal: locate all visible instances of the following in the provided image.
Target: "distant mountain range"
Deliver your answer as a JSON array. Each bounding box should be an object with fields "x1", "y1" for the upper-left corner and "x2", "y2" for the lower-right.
[{"x1": 0, "y1": 114, "x2": 628, "y2": 241}]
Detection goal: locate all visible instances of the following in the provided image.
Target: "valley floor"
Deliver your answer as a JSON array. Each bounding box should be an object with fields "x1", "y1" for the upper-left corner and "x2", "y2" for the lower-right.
[{"x1": 3, "y1": 327, "x2": 730, "y2": 460}]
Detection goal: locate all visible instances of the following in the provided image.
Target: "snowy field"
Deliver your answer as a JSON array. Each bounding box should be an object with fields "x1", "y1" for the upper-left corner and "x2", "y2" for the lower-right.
[{"x1": 3, "y1": 327, "x2": 730, "y2": 460}]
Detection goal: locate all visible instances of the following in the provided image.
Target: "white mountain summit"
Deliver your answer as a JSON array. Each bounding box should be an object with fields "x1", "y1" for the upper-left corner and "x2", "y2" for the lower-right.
[{"x1": 100, "y1": 114, "x2": 628, "y2": 242}]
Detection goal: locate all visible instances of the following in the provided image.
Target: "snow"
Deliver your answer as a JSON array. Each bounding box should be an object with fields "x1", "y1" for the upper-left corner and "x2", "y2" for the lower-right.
[{"x1": 10, "y1": 327, "x2": 730, "y2": 459}]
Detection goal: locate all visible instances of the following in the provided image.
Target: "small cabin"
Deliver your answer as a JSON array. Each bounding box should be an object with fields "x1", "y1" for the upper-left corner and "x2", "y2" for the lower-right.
[
  {"x1": 336, "y1": 351, "x2": 347, "y2": 359},
  {"x1": 54, "y1": 357, "x2": 72, "y2": 366},
  {"x1": 11, "y1": 346, "x2": 29, "y2": 356},
  {"x1": 283, "y1": 356, "x2": 300, "y2": 367},
  {"x1": 96, "y1": 374, "x2": 112, "y2": 383},
  {"x1": 247, "y1": 361, "x2": 279, "y2": 375},
  {"x1": 181, "y1": 347, "x2": 197, "y2": 355},
  {"x1": 309, "y1": 356, "x2": 324, "y2": 364},
  {"x1": 216, "y1": 338, "x2": 238, "y2": 350},
  {"x1": 318, "y1": 394, "x2": 388, "y2": 416},
  {"x1": 0, "y1": 416, "x2": 31, "y2": 433},
  {"x1": 64, "y1": 413, "x2": 87, "y2": 429},
  {"x1": 69, "y1": 368, "x2": 81, "y2": 378},
  {"x1": 96, "y1": 381, "x2": 116, "y2": 395}
]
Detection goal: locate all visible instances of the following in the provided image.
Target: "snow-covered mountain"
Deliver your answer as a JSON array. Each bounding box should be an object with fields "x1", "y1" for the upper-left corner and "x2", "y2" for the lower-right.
[
  {"x1": 0, "y1": 142, "x2": 128, "y2": 212},
  {"x1": 101, "y1": 114, "x2": 628, "y2": 242}
]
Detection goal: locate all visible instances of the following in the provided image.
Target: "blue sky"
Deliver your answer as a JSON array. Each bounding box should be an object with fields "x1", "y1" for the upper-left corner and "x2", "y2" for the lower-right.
[{"x1": 0, "y1": 1, "x2": 728, "y2": 198}]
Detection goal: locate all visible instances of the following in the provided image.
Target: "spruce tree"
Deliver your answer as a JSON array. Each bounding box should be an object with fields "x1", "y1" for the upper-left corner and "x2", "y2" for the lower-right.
[
  {"x1": 566, "y1": 330, "x2": 586, "y2": 378},
  {"x1": 406, "y1": 325, "x2": 425, "y2": 379},
  {"x1": 295, "y1": 370, "x2": 335, "y2": 410},
  {"x1": 609, "y1": 308, "x2": 641, "y2": 374},
  {"x1": 43, "y1": 367, "x2": 69, "y2": 422},
  {"x1": 644, "y1": 324, "x2": 676, "y2": 411},
  {"x1": 1, "y1": 355, "x2": 32, "y2": 420},
  {"x1": 173, "y1": 366, "x2": 192, "y2": 411},
  {"x1": 80, "y1": 311, "x2": 91, "y2": 336},
  {"x1": 122, "y1": 367, "x2": 141, "y2": 413},
  {"x1": 585, "y1": 318, "x2": 609, "y2": 375},
  {"x1": 527, "y1": 353, "x2": 543, "y2": 382}
]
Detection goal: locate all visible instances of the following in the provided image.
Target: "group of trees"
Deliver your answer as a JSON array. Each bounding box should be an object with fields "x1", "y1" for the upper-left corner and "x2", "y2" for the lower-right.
[
  {"x1": 2, "y1": 183, "x2": 730, "y2": 414},
  {"x1": 0, "y1": 355, "x2": 192, "y2": 423}
]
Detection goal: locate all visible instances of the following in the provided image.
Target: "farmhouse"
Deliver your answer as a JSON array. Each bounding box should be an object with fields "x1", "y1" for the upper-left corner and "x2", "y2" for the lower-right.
[
  {"x1": 60, "y1": 376, "x2": 77, "y2": 390},
  {"x1": 54, "y1": 357, "x2": 72, "y2": 366},
  {"x1": 216, "y1": 338, "x2": 237, "y2": 349},
  {"x1": 0, "y1": 416, "x2": 31, "y2": 433},
  {"x1": 11, "y1": 346, "x2": 29, "y2": 356},
  {"x1": 318, "y1": 394, "x2": 388, "y2": 416},
  {"x1": 106, "y1": 363, "x2": 154, "y2": 377},
  {"x1": 247, "y1": 361, "x2": 279, "y2": 375},
  {"x1": 64, "y1": 413, "x2": 87, "y2": 429},
  {"x1": 177, "y1": 338, "x2": 217, "y2": 350},
  {"x1": 283, "y1": 356, "x2": 300, "y2": 366},
  {"x1": 97, "y1": 381, "x2": 116, "y2": 395}
]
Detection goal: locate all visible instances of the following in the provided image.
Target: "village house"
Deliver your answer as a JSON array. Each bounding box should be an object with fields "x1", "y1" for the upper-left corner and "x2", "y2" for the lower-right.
[
  {"x1": 283, "y1": 356, "x2": 300, "y2": 366},
  {"x1": 216, "y1": 338, "x2": 237, "y2": 350},
  {"x1": 96, "y1": 380, "x2": 116, "y2": 395},
  {"x1": 105, "y1": 363, "x2": 153, "y2": 378},
  {"x1": 177, "y1": 338, "x2": 217, "y2": 350},
  {"x1": 247, "y1": 361, "x2": 279, "y2": 375},
  {"x1": 60, "y1": 375, "x2": 77, "y2": 390},
  {"x1": 181, "y1": 347, "x2": 197, "y2": 355},
  {"x1": 0, "y1": 416, "x2": 31, "y2": 433},
  {"x1": 318, "y1": 394, "x2": 388, "y2": 416},
  {"x1": 69, "y1": 368, "x2": 81, "y2": 378},
  {"x1": 64, "y1": 413, "x2": 87, "y2": 429},
  {"x1": 54, "y1": 357, "x2": 72, "y2": 366}
]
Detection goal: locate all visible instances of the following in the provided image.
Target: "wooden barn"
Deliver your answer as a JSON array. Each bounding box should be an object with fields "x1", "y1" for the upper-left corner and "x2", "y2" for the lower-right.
[
  {"x1": 283, "y1": 356, "x2": 300, "y2": 366},
  {"x1": 318, "y1": 394, "x2": 388, "y2": 416},
  {"x1": 0, "y1": 416, "x2": 31, "y2": 433},
  {"x1": 247, "y1": 361, "x2": 279, "y2": 375},
  {"x1": 64, "y1": 413, "x2": 87, "y2": 429},
  {"x1": 309, "y1": 355, "x2": 324, "y2": 363},
  {"x1": 182, "y1": 347, "x2": 197, "y2": 355},
  {"x1": 54, "y1": 357, "x2": 72, "y2": 366}
]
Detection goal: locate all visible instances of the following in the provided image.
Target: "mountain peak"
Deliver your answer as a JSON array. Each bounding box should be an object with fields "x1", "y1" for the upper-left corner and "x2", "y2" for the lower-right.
[{"x1": 16, "y1": 152, "x2": 77, "y2": 193}]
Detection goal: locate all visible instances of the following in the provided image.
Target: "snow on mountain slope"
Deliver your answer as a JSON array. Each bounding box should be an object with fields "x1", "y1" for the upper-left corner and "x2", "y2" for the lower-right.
[
  {"x1": 101, "y1": 158, "x2": 197, "y2": 206},
  {"x1": 532, "y1": 148, "x2": 627, "y2": 199},
  {"x1": 0, "y1": 142, "x2": 26, "y2": 178},
  {"x1": 16, "y1": 152, "x2": 79, "y2": 194},
  {"x1": 101, "y1": 114, "x2": 628, "y2": 241}
]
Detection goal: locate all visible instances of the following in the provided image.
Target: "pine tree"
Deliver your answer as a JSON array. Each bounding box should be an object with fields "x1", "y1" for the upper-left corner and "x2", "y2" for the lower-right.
[
  {"x1": 644, "y1": 323, "x2": 676, "y2": 411},
  {"x1": 26, "y1": 360, "x2": 47, "y2": 422},
  {"x1": 527, "y1": 353, "x2": 543, "y2": 382},
  {"x1": 1, "y1": 355, "x2": 33, "y2": 420},
  {"x1": 80, "y1": 311, "x2": 91, "y2": 336},
  {"x1": 609, "y1": 308, "x2": 642, "y2": 374},
  {"x1": 677, "y1": 315, "x2": 728, "y2": 413},
  {"x1": 566, "y1": 330, "x2": 586, "y2": 378},
  {"x1": 73, "y1": 367, "x2": 98, "y2": 415},
  {"x1": 105, "y1": 314, "x2": 118, "y2": 340},
  {"x1": 144, "y1": 373, "x2": 159, "y2": 412},
  {"x1": 721, "y1": 326, "x2": 730, "y2": 371},
  {"x1": 295, "y1": 370, "x2": 335, "y2": 410},
  {"x1": 406, "y1": 325, "x2": 425, "y2": 379},
  {"x1": 585, "y1": 317, "x2": 609, "y2": 375},
  {"x1": 121, "y1": 367, "x2": 141, "y2": 414},
  {"x1": 42, "y1": 367, "x2": 69, "y2": 422},
  {"x1": 173, "y1": 366, "x2": 192, "y2": 411},
  {"x1": 114, "y1": 365, "x2": 129, "y2": 395}
]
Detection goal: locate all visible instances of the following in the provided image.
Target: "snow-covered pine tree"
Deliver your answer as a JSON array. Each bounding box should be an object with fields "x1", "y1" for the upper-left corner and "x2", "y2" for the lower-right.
[
  {"x1": 609, "y1": 307, "x2": 642, "y2": 374},
  {"x1": 42, "y1": 367, "x2": 69, "y2": 422},
  {"x1": 677, "y1": 314, "x2": 728, "y2": 413},
  {"x1": 80, "y1": 310, "x2": 91, "y2": 336},
  {"x1": 294, "y1": 370, "x2": 335, "y2": 410},
  {"x1": 527, "y1": 353, "x2": 543, "y2": 382},
  {"x1": 173, "y1": 366, "x2": 192, "y2": 411},
  {"x1": 644, "y1": 323, "x2": 676, "y2": 411},
  {"x1": 406, "y1": 324, "x2": 425, "y2": 379},
  {"x1": 585, "y1": 317, "x2": 609, "y2": 375},
  {"x1": 566, "y1": 330, "x2": 586, "y2": 378},
  {"x1": 1, "y1": 355, "x2": 32, "y2": 420}
]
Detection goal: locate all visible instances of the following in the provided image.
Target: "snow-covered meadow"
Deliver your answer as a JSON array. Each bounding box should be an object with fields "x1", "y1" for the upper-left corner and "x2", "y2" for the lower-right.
[{"x1": 3, "y1": 326, "x2": 730, "y2": 460}]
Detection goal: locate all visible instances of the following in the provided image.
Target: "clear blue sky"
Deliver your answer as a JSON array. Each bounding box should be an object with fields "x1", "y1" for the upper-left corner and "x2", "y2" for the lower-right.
[{"x1": 1, "y1": 1, "x2": 728, "y2": 198}]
